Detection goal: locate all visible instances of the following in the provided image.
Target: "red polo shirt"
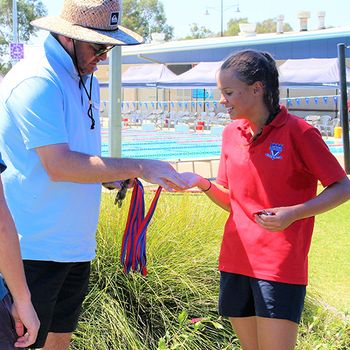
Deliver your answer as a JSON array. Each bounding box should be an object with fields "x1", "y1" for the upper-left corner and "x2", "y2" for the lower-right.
[{"x1": 216, "y1": 106, "x2": 346, "y2": 285}]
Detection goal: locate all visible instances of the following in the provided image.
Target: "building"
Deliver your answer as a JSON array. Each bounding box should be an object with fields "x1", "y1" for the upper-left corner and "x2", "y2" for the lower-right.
[{"x1": 95, "y1": 24, "x2": 350, "y2": 121}]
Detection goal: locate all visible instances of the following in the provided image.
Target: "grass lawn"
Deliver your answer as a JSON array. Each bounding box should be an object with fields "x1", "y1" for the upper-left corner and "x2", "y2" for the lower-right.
[{"x1": 308, "y1": 194, "x2": 350, "y2": 316}]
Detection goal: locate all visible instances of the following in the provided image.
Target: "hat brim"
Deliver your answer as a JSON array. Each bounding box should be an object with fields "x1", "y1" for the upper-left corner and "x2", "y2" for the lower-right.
[{"x1": 31, "y1": 16, "x2": 144, "y2": 46}]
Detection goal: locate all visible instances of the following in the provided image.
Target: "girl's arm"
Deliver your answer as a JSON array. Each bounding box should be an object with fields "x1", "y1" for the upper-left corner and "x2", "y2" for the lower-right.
[
  {"x1": 256, "y1": 175, "x2": 350, "y2": 231},
  {"x1": 181, "y1": 172, "x2": 231, "y2": 212}
]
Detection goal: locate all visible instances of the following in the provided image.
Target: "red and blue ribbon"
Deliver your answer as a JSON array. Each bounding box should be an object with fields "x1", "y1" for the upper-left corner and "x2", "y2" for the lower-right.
[{"x1": 120, "y1": 179, "x2": 162, "y2": 276}]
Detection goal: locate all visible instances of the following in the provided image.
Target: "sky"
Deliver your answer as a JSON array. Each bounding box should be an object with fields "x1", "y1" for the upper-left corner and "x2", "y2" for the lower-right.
[{"x1": 31, "y1": 0, "x2": 350, "y2": 43}]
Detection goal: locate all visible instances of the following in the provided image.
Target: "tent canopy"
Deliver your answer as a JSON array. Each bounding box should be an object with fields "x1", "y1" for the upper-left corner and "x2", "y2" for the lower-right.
[
  {"x1": 278, "y1": 58, "x2": 350, "y2": 86},
  {"x1": 117, "y1": 58, "x2": 350, "y2": 89},
  {"x1": 158, "y1": 61, "x2": 223, "y2": 89},
  {"x1": 121, "y1": 63, "x2": 177, "y2": 88}
]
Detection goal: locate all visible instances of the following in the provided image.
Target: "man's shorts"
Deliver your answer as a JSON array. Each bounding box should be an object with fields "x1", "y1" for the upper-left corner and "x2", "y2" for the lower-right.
[
  {"x1": 23, "y1": 260, "x2": 91, "y2": 349},
  {"x1": 219, "y1": 272, "x2": 306, "y2": 324},
  {"x1": 0, "y1": 293, "x2": 21, "y2": 350}
]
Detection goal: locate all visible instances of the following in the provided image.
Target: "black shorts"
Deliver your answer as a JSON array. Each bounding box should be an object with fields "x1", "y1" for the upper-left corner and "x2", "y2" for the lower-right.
[
  {"x1": 23, "y1": 260, "x2": 90, "y2": 349},
  {"x1": 219, "y1": 272, "x2": 306, "y2": 324},
  {"x1": 0, "y1": 293, "x2": 21, "y2": 350}
]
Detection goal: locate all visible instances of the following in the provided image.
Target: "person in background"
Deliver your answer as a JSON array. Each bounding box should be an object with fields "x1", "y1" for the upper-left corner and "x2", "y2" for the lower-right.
[
  {"x1": 0, "y1": 153, "x2": 39, "y2": 349},
  {"x1": 180, "y1": 49, "x2": 350, "y2": 350},
  {"x1": 0, "y1": 0, "x2": 188, "y2": 349}
]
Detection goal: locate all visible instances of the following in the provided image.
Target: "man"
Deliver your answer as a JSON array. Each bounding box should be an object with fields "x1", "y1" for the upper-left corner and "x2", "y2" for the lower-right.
[
  {"x1": 0, "y1": 154, "x2": 40, "y2": 349},
  {"x1": 0, "y1": 0, "x2": 188, "y2": 349}
]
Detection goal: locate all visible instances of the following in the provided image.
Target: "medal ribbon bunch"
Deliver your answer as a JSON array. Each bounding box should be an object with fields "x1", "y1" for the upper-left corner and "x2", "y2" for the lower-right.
[{"x1": 120, "y1": 179, "x2": 162, "y2": 276}]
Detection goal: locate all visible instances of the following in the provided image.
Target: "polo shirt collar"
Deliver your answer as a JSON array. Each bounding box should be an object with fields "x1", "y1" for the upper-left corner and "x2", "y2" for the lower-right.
[
  {"x1": 44, "y1": 34, "x2": 80, "y2": 82},
  {"x1": 238, "y1": 105, "x2": 288, "y2": 131},
  {"x1": 268, "y1": 105, "x2": 288, "y2": 128},
  {"x1": 236, "y1": 105, "x2": 289, "y2": 145}
]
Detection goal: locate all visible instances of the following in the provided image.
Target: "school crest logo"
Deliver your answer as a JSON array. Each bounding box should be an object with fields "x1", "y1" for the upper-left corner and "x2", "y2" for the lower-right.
[
  {"x1": 110, "y1": 12, "x2": 119, "y2": 26},
  {"x1": 265, "y1": 143, "x2": 283, "y2": 160}
]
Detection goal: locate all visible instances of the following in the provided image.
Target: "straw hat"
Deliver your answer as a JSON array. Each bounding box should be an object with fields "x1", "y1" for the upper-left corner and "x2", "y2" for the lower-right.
[{"x1": 31, "y1": 0, "x2": 144, "y2": 46}]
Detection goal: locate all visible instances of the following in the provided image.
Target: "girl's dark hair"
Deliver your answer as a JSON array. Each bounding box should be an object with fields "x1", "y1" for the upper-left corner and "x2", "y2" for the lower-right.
[{"x1": 221, "y1": 49, "x2": 280, "y2": 114}]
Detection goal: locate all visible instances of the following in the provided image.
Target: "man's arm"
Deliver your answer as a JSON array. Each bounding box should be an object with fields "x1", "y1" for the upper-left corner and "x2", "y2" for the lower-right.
[
  {"x1": 0, "y1": 177, "x2": 39, "y2": 348},
  {"x1": 36, "y1": 143, "x2": 189, "y2": 191}
]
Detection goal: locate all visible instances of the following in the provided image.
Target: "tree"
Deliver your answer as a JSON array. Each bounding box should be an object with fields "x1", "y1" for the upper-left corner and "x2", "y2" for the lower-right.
[
  {"x1": 226, "y1": 17, "x2": 249, "y2": 36},
  {"x1": 122, "y1": 0, "x2": 174, "y2": 43},
  {"x1": 256, "y1": 18, "x2": 293, "y2": 33},
  {"x1": 182, "y1": 23, "x2": 214, "y2": 40},
  {"x1": 0, "y1": 0, "x2": 46, "y2": 74},
  {"x1": 224, "y1": 17, "x2": 293, "y2": 37}
]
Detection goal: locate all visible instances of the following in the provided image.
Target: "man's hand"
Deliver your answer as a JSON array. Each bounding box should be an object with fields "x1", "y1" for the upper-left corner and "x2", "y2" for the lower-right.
[
  {"x1": 139, "y1": 160, "x2": 190, "y2": 191},
  {"x1": 12, "y1": 300, "x2": 40, "y2": 348}
]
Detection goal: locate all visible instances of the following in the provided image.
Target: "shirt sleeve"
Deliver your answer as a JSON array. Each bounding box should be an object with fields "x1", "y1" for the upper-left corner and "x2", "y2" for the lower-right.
[
  {"x1": 5, "y1": 76, "x2": 68, "y2": 150},
  {"x1": 216, "y1": 127, "x2": 230, "y2": 188},
  {"x1": 297, "y1": 127, "x2": 346, "y2": 187}
]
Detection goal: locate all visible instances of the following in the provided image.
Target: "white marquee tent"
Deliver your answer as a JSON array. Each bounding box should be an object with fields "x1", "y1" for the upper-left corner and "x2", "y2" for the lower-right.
[
  {"x1": 157, "y1": 61, "x2": 223, "y2": 89},
  {"x1": 121, "y1": 63, "x2": 177, "y2": 88},
  {"x1": 278, "y1": 58, "x2": 350, "y2": 86}
]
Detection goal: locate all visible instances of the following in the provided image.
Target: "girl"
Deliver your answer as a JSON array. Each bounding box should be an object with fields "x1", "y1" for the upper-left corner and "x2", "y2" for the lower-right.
[{"x1": 181, "y1": 49, "x2": 350, "y2": 350}]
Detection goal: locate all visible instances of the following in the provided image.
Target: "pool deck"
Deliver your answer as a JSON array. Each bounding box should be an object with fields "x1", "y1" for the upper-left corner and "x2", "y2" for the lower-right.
[
  {"x1": 171, "y1": 153, "x2": 346, "y2": 180},
  {"x1": 171, "y1": 157, "x2": 220, "y2": 180}
]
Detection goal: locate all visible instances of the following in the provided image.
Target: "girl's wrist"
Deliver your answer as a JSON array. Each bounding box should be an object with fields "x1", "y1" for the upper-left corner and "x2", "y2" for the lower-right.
[{"x1": 200, "y1": 178, "x2": 212, "y2": 192}]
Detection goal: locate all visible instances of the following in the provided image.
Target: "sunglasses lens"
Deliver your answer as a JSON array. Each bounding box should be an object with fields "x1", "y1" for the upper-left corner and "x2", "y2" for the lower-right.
[{"x1": 90, "y1": 43, "x2": 113, "y2": 56}]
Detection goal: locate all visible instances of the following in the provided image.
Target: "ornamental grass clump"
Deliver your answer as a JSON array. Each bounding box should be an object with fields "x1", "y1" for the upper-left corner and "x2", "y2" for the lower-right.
[{"x1": 71, "y1": 191, "x2": 350, "y2": 350}]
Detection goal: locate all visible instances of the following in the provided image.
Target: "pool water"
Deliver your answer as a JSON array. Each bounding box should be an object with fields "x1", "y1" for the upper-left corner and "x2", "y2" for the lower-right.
[
  {"x1": 325, "y1": 139, "x2": 345, "y2": 154},
  {"x1": 101, "y1": 129, "x2": 222, "y2": 160},
  {"x1": 101, "y1": 129, "x2": 346, "y2": 160}
]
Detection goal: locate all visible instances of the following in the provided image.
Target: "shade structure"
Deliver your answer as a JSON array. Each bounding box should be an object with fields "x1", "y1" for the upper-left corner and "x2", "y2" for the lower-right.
[
  {"x1": 158, "y1": 61, "x2": 223, "y2": 89},
  {"x1": 122, "y1": 63, "x2": 177, "y2": 88},
  {"x1": 278, "y1": 58, "x2": 350, "y2": 87}
]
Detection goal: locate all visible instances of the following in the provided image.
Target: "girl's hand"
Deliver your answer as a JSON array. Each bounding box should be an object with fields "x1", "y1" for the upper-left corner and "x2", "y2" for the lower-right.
[
  {"x1": 254, "y1": 206, "x2": 298, "y2": 232},
  {"x1": 164, "y1": 172, "x2": 203, "y2": 191},
  {"x1": 179, "y1": 172, "x2": 203, "y2": 189}
]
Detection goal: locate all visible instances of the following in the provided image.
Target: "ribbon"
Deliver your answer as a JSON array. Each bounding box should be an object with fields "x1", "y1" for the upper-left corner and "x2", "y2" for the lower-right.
[{"x1": 120, "y1": 179, "x2": 162, "y2": 276}]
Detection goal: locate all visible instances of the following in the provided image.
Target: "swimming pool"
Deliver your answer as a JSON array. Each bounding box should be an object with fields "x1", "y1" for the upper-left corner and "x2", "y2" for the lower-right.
[
  {"x1": 101, "y1": 129, "x2": 346, "y2": 160},
  {"x1": 101, "y1": 129, "x2": 222, "y2": 160},
  {"x1": 325, "y1": 139, "x2": 345, "y2": 154}
]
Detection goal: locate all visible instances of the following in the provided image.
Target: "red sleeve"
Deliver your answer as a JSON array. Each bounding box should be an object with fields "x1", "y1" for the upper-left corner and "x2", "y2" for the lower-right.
[
  {"x1": 297, "y1": 127, "x2": 346, "y2": 187},
  {"x1": 216, "y1": 127, "x2": 230, "y2": 187}
]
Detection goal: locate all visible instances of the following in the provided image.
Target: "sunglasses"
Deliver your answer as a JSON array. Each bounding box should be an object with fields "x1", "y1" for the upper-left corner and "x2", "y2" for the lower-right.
[{"x1": 90, "y1": 43, "x2": 115, "y2": 57}]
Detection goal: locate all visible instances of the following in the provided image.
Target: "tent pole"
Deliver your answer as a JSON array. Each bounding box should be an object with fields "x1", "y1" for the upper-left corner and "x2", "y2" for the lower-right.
[
  {"x1": 108, "y1": 47, "x2": 122, "y2": 157},
  {"x1": 335, "y1": 88, "x2": 339, "y2": 118},
  {"x1": 337, "y1": 43, "x2": 350, "y2": 174}
]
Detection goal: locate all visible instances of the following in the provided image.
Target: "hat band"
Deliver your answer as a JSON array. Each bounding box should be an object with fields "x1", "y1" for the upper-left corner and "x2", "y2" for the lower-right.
[{"x1": 81, "y1": 24, "x2": 120, "y2": 33}]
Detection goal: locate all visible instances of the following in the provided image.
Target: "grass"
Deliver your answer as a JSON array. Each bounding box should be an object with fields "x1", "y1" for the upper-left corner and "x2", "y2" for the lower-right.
[
  {"x1": 308, "y1": 197, "x2": 350, "y2": 315},
  {"x1": 70, "y1": 190, "x2": 350, "y2": 350}
]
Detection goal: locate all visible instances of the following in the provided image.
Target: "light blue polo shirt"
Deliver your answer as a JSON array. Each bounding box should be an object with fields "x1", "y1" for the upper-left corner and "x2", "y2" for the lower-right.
[
  {"x1": 0, "y1": 34, "x2": 102, "y2": 262},
  {"x1": 0, "y1": 153, "x2": 8, "y2": 300}
]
